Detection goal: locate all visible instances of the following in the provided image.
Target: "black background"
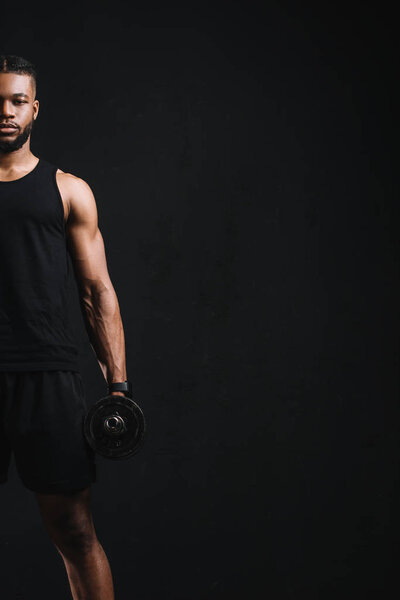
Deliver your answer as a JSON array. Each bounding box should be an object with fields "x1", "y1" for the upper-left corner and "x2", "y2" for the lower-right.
[{"x1": 0, "y1": 2, "x2": 398, "y2": 598}]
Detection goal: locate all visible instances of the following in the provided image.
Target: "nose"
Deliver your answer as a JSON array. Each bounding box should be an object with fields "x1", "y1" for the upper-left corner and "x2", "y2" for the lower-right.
[{"x1": 0, "y1": 99, "x2": 16, "y2": 119}]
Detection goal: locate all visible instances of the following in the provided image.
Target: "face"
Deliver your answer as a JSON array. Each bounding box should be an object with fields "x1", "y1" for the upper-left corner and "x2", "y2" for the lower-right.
[{"x1": 0, "y1": 72, "x2": 39, "y2": 153}]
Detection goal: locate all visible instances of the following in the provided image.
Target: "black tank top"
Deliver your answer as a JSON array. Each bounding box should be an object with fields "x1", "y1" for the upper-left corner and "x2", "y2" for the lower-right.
[{"x1": 0, "y1": 158, "x2": 80, "y2": 371}]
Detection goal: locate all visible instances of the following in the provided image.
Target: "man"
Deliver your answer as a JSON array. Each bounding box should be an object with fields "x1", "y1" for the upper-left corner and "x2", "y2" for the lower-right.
[{"x1": 0, "y1": 54, "x2": 125, "y2": 599}]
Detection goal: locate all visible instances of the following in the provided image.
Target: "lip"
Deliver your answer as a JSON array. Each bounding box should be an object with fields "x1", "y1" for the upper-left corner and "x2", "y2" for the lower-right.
[{"x1": 0, "y1": 126, "x2": 18, "y2": 134}]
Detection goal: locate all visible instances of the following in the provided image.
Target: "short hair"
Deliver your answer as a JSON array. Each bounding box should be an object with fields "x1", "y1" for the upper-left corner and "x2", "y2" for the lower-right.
[{"x1": 0, "y1": 54, "x2": 37, "y2": 97}]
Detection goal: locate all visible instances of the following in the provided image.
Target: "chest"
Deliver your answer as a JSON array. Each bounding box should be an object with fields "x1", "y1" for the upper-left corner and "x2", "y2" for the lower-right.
[{"x1": 0, "y1": 181, "x2": 65, "y2": 232}]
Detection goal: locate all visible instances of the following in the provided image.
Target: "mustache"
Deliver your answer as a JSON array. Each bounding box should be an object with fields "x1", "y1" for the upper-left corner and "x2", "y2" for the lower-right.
[{"x1": 0, "y1": 122, "x2": 19, "y2": 129}]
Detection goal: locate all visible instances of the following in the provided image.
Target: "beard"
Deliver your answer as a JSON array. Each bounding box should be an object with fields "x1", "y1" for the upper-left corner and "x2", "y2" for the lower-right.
[{"x1": 0, "y1": 119, "x2": 34, "y2": 153}]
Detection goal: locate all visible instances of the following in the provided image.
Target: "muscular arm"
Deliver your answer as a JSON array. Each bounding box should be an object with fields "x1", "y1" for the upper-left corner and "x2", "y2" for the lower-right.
[{"x1": 57, "y1": 171, "x2": 127, "y2": 386}]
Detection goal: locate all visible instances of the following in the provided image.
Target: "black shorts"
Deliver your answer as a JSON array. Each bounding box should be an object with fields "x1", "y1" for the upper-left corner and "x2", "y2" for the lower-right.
[{"x1": 0, "y1": 370, "x2": 97, "y2": 494}]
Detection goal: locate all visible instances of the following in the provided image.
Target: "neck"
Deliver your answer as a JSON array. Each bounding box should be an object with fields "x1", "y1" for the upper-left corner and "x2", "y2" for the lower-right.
[{"x1": 0, "y1": 141, "x2": 37, "y2": 172}]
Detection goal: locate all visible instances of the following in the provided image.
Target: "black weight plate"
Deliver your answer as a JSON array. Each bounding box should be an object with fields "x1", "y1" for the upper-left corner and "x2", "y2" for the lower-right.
[{"x1": 84, "y1": 394, "x2": 146, "y2": 460}]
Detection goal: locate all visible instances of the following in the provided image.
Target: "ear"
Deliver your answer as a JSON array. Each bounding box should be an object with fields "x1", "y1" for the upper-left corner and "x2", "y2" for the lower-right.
[{"x1": 33, "y1": 99, "x2": 39, "y2": 120}]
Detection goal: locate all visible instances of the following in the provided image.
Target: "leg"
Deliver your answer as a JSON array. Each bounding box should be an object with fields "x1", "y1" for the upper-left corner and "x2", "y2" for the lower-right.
[{"x1": 35, "y1": 485, "x2": 115, "y2": 600}]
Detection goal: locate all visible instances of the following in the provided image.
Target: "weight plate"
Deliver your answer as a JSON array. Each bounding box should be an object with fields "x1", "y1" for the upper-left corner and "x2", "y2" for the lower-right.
[{"x1": 84, "y1": 394, "x2": 146, "y2": 460}]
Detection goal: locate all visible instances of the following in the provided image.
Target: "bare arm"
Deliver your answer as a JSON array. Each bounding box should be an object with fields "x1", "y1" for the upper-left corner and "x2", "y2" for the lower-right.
[{"x1": 57, "y1": 171, "x2": 127, "y2": 387}]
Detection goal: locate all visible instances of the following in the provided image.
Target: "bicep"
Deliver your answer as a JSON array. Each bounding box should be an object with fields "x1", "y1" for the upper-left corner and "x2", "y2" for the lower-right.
[{"x1": 65, "y1": 179, "x2": 113, "y2": 296}]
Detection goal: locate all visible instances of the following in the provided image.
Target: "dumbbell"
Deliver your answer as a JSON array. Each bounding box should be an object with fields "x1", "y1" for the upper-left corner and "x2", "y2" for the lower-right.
[{"x1": 84, "y1": 380, "x2": 146, "y2": 460}]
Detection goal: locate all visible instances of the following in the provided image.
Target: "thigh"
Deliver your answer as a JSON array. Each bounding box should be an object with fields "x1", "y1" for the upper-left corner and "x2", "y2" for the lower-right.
[
  {"x1": 4, "y1": 370, "x2": 97, "y2": 494},
  {"x1": 0, "y1": 373, "x2": 12, "y2": 483},
  {"x1": 35, "y1": 485, "x2": 95, "y2": 538}
]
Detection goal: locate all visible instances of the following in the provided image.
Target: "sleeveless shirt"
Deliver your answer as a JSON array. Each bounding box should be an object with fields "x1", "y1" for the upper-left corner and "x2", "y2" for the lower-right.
[{"x1": 0, "y1": 158, "x2": 80, "y2": 371}]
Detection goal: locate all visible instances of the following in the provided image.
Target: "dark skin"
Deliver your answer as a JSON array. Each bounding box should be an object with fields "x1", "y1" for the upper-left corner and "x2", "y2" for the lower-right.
[{"x1": 0, "y1": 71, "x2": 126, "y2": 600}]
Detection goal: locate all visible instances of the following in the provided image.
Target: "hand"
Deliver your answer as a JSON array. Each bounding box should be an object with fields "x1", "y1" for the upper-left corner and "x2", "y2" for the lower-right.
[{"x1": 109, "y1": 391, "x2": 127, "y2": 397}]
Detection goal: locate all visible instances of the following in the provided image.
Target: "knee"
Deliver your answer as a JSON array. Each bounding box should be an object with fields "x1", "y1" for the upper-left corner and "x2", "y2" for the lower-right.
[
  {"x1": 47, "y1": 514, "x2": 97, "y2": 558},
  {"x1": 57, "y1": 527, "x2": 97, "y2": 559}
]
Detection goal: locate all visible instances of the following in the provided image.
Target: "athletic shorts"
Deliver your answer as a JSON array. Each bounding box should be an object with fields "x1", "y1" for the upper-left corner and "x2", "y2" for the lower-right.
[{"x1": 0, "y1": 370, "x2": 97, "y2": 494}]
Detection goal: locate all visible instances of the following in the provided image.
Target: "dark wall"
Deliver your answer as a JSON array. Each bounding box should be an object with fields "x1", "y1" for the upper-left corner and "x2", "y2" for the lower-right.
[{"x1": 1, "y1": 3, "x2": 398, "y2": 599}]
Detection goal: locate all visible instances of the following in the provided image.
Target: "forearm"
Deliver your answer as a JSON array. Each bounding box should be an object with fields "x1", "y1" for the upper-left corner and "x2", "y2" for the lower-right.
[{"x1": 79, "y1": 285, "x2": 127, "y2": 384}]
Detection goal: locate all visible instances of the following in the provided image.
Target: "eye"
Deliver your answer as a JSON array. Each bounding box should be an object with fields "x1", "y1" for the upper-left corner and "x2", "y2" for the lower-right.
[{"x1": 14, "y1": 100, "x2": 27, "y2": 104}]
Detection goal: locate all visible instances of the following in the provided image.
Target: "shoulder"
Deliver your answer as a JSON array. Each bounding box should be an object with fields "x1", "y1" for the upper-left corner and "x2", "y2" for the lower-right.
[
  {"x1": 56, "y1": 169, "x2": 98, "y2": 222},
  {"x1": 56, "y1": 169, "x2": 95, "y2": 198}
]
